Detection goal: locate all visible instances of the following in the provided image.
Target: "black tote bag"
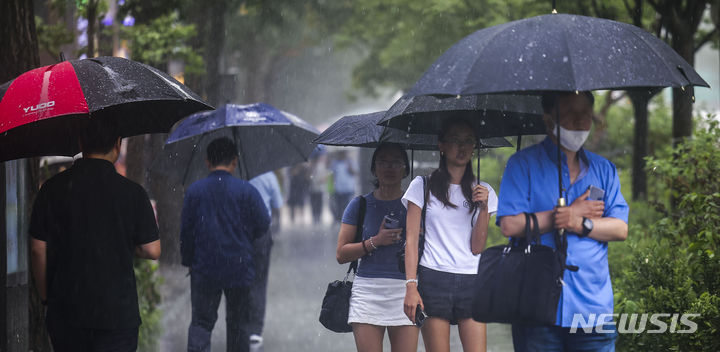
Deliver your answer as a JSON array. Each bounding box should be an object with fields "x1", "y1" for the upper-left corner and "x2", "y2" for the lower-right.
[
  {"x1": 472, "y1": 212, "x2": 570, "y2": 325},
  {"x1": 319, "y1": 196, "x2": 366, "y2": 333}
]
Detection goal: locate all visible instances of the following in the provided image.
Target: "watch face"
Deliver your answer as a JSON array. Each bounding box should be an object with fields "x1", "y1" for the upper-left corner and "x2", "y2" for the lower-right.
[{"x1": 583, "y1": 218, "x2": 593, "y2": 233}]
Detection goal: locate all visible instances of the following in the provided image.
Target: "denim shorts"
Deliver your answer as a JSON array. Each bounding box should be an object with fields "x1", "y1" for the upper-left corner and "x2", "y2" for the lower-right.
[{"x1": 417, "y1": 265, "x2": 476, "y2": 325}]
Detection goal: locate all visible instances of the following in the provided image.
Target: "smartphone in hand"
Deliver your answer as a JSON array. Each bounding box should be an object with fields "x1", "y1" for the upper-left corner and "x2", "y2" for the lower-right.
[
  {"x1": 415, "y1": 305, "x2": 428, "y2": 327},
  {"x1": 587, "y1": 185, "x2": 605, "y2": 201},
  {"x1": 384, "y1": 215, "x2": 401, "y2": 229}
]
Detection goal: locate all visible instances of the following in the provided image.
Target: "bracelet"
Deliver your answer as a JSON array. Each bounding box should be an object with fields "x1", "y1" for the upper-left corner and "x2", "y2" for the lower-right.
[
  {"x1": 369, "y1": 236, "x2": 378, "y2": 250},
  {"x1": 361, "y1": 240, "x2": 370, "y2": 255},
  {"x1": 405, "y1": 279, "x2": 419, "y2": 286}
]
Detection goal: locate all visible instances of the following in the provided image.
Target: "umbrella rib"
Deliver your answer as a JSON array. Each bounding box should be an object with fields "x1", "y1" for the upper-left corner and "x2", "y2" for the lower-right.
[
  {"x1": 625, "y1": 24, "x2": 690, "y2": 88},
  {"x1": 182, "y1": 135, "x2": 203, "y2": 186}
]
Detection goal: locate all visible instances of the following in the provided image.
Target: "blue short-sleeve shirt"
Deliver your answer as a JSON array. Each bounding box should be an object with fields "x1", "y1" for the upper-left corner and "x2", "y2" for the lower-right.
[
  {"x1": 496, "y1": 137, "x2": 629, "y2": 327},
  {"x1": 342, "y1": 192, "x2": 406, "y2": 280}
]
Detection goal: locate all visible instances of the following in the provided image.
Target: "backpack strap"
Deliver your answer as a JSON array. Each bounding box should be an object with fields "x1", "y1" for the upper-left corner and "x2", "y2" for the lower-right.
[{"x1": 347, "y1": 195, "x2": 366, "y2": 275}]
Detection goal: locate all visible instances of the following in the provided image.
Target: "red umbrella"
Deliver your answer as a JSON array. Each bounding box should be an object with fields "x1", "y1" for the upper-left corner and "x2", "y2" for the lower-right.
[{"x1": 0, "y1": 56, "x2": 212, "y2": 161}]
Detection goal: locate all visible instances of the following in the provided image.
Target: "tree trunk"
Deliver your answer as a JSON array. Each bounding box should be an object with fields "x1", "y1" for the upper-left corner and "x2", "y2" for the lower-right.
[
  {"x1": 671, "y1": 35, "x2": 696, "y2": 146},
  {"x1": 0, "y1": 0, "x2": 40, "y2": 81},
  {"x1": 628, "y1": 90, "x2": 657, "y2": 201},
  {"x1": 203, "y1": 1, "x2": 228, "y2": 106},
  {"x1": 0, "y1": 1, "x2": 48, "y2": 350},
  {"x1": 86, "y1": 0, "x2": 97, "y2": 58}
]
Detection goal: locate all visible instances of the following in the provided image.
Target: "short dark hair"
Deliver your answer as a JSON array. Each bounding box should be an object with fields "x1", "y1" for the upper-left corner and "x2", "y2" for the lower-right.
[
  {"x1": 206, "y1": 137, "x2": 238, "y2": 167},
  {"x1": 79, "y1": 118, "x2": 120, "y2": 154},
  {"x1": 541, "y1": 91, "x2": 595, "y2": 114}
]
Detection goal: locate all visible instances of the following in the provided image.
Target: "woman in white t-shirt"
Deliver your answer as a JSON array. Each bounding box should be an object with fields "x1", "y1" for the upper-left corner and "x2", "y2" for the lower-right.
[{"x1": 402, "y1": 118, "x2": 498, "y2": 352}]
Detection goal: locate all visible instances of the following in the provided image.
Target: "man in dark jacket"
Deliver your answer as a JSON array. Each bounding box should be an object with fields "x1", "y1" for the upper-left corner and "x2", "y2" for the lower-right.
[
  {"x1": 30, "y1": 120, "x2": 161, "y2": 352},
  {"x1": 181, "y1": 137, "x2": 270, "y2": 352}
]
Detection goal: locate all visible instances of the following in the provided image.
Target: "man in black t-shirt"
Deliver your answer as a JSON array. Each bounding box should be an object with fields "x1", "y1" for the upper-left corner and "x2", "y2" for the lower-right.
[{"x1": 29, "y1": 120, "x2": 161, "y2": 352}]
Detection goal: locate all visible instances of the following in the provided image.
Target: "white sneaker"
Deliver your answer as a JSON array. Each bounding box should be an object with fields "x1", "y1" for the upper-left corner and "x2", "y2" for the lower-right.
[{"x1": 249, "y1": 334, "x2": 263, "y2": 352}]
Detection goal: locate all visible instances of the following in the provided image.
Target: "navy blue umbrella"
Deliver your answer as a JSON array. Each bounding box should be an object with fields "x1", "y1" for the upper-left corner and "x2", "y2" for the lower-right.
[
  {"x1": 153, "y1": 103, "x2": 319, "y2": 184},
  {"x1": 315, "y1": 111, "x2": 513, "y2": 150},
  {"x1": 408, "y1": 13, "x2": 709, "y2": 97}
]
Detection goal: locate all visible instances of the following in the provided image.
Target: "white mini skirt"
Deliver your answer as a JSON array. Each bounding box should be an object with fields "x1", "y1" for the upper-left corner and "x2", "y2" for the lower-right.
[{"x1": 348, "y1": 276, "x2": 414, "y2": 326}]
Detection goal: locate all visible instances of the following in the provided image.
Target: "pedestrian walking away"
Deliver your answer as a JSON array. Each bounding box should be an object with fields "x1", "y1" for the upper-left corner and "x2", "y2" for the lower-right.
[
  {"x1": 180, "y1": 137, "x2": 270, "y2": 352},
  {"x1": 330, "y1": 150, "x2": 357, "y2": 222},
  {"x1": 403, "y1": 118, "x2": 497, "y2": 352},
  {"x1": 248, "y1": 170, "x2": 284, "y2": 350},
  {"x1": 497, "y1": 91, "x2": 629, "y2": 352},
  {"x1": 336, "y1": 143, "x2": 419, "y2": 352},
  {"x1": 29, "y1": 119, "x2": 161, "y2": 352}
]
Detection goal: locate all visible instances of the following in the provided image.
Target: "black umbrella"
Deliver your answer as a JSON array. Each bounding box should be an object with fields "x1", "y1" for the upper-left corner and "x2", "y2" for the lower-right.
[
  {"x1": 315, "y1": 111, "x2": 513, "y2": 150},
  {"x1": 315, "y1": 110, "x2": 512, "y2": 179},
  {"x1": 397, "y1": 13, "x2": 710, "y2": 213},
  {"x1": 0, "y1": 56, "x2": 212, "y2": 161},
  {"x1": 407, "y1": 13, "x2": 709, "y2": 96},
  {"x1": 380, "y1": 93, "x2": 545, "y2": 139}
]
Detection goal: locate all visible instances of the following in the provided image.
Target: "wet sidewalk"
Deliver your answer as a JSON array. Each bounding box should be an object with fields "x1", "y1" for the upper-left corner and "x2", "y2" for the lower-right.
[{"x1": 158, "y1": 219, "x2": 514, "y2": 351}]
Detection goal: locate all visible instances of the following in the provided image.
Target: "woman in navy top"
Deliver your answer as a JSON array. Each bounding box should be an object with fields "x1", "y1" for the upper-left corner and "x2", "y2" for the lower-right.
[{"x1": 336, "y1": 143, "x2": 418, "y2": 352}]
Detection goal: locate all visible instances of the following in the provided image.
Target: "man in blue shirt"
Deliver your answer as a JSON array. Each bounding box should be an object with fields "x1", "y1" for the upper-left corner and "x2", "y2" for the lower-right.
[
  {"x1": 247, "y1": 171, "x2": 284, "y2": 349},
  {"x1": 181, "y1": 137, "x2": 270, "y2": 352},
  {"x1": 329, "y1": 150, "x2": 357, "y2": 222},
  {"x1": 497, "y1": 91, "x2": 629, "y2": 351}
]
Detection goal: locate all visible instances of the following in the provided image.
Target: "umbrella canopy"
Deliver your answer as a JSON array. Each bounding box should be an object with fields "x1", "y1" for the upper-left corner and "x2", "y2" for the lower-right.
[
  {"x1": 379, "y1": 94, "x2": 545, "y2": 138},
  {"x1": 153, "y1": 103, "x2": 320, "y2": 184},
  {"x1": 315, "y1": 111, "x2": 513, "y2": 150},
  {"x1": 408, "y1": 13, "x2": 709, "y2": 97},
  {"x1": 0, "y1": 56, "x2": 211, "y2": 161},
  {"x1": 399, "y1": 13, "x2": 710, "y2": 208}
]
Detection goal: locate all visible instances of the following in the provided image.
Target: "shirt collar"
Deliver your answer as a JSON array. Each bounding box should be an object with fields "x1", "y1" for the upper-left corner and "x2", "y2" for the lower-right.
[
  {"x1": 73, "y1": 157, "x2": 117, "y2": 173},
  {"x1": 208, "y1": 170, "x2": 233, "y2": 177},
  {"x1": 541, "y1": 136, "x2": 589, "y2": 167}
]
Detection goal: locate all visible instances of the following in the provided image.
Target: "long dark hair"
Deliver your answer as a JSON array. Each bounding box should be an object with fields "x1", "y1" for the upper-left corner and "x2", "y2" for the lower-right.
[{"x1": 429, "y1": 118, "x2": 476, "y2": 213}]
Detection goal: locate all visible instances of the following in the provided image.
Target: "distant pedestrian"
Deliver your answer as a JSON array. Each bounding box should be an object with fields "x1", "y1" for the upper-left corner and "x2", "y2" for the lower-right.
[
  {"x1": 30, "y1": 119, "x2": 161, "y2": 352},
  {"x1": 309, "y1": 152, "x2": 329, "y2": 224},
  {"x1": 336, "y1": 143, "x2": 419, "y2": 352},
  {"x1": 403, "y1": 118, "x2": 497, "y2": 352},
  {"x1": 330, "y1": 150, "x2": 357, "y2": 222},
  {"x1": 287, "y1": 163, "x2": 310, "y2": 222},
  {"x1": 248, "y1": 171, "x2": 284, "y2": 349},
  {"x1": 181, "y1": 137, "x2": 270, "y2": 352}
]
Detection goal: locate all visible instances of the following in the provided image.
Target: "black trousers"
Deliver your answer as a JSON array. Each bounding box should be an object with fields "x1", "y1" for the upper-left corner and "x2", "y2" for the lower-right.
[
  {"x1": 46, "y1": 309, "x2": 139, "y2": 352},
  {"x1": 188, "y1": 275, "x2": 251, "y2": 352}
]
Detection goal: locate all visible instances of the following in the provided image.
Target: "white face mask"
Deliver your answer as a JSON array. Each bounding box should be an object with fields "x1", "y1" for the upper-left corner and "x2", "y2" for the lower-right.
[{"x1": 552, "y1": 125, "x2": 590, "y2": 152}]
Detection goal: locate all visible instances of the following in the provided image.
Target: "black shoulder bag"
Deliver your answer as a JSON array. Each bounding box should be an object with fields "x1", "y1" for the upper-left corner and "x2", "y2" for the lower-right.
[
  {"x1": 472, "y1": 212, "x2": 577, "y2": 325},
  {"x1": 398, "y1": 175, "x2": 429, "y2": 273},
  {"x1": 319, "y1": 196, "x2": 366, "y2": 333}
]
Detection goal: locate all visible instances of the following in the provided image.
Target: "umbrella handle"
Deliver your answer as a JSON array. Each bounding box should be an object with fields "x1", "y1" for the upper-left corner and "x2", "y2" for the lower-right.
[{"x1": 557, "y1": 197, "x2": 566, "y2": 236}]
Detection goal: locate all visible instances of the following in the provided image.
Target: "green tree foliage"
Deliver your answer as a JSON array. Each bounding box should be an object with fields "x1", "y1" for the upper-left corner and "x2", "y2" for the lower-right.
[
  {"x1": 34, "y1": 16, "x2": 74, "y2": 59},
  {"x1": 120, "y1": 11, "x2": 203, "y2": 74},
  {"x1": 613, "y1": 116, "x2": 720, "y2": 351},
  {"x1": 134, "y1": 259, "x2": 163, "y2": 352}
]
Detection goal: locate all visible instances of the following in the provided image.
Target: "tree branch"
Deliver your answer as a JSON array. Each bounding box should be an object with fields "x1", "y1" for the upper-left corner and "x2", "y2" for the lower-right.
[{"x1": 694, "y1": 26, "x2": 719, "y2": 53}]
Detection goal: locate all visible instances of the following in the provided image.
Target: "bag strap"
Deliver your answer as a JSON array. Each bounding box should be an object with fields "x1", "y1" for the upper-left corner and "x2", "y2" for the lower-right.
[
  {"x1": 421, "y1": 176, "x2": 429, "y2": 229},
  {"x1": 346, "y1": 195, "x2": 366, "y2": 275}
]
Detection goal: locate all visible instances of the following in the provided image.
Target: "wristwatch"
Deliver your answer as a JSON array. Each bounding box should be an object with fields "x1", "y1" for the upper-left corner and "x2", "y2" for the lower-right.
[{"x1": 580, "y1": 217, "x2": 593, "y2": 237}]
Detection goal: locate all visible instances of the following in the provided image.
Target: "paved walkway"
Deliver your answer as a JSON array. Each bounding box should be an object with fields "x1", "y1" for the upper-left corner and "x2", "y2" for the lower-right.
[{"x1": 158, "y1": 216, "x2": 514, "y2": 351}]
